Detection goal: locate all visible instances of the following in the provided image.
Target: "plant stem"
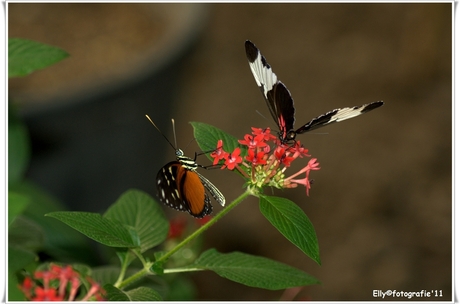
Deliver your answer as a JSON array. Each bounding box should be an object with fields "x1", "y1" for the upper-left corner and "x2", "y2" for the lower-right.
[
  {"x1": 164, "y1": 267, "x2": 204, "y2": 274},
  {"x1": 156, "y1": 189, "x2": 251, "y2": 264},
  {"x1": 113, "y1": 257, "x2": 129, "y2": 287},
  {"x1": 117, "y1": 267, "x2": 150, "y2": 290},
  {"x1": 115, "y1": 249, "x2": 152, "y2": 289}
]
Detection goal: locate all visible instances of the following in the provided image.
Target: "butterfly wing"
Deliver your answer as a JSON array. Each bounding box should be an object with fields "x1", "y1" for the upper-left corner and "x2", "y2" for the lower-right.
[
  {"x1": 196, "y1": 171, "x2": 226, "y2": 207},
  {"x1": 245, "y1": 40, "x2": 295, "y2": 136},
  {"x1": 156, "y1": 161, "x2": 212, "y2": 218},
  {"x1": 295, "y1": 101, "x2": 384, "y2": 134}
]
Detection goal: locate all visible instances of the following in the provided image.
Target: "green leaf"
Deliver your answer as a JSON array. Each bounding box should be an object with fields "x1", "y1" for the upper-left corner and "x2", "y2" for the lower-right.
[
  {"x1": 8, "y1": 245, "x2": 38, "y2": 301},
  {"x1": 9, "y1": 271, "x2": 26, "y2": 301},
  {"x1": 8, "y1": 191, "x2": 30, "y2": 226},
  {"x1": 104, "y1": 189, "x2": 169, "y2": 253},
  {"x1": 8, "y1": 106, "x2": 30, "y2": 183},
  {"x1": 71, "y1": 263, "x2": 92, "y2": 278},
  {"x1": 191, "y1": 121, "x2": 247, "y2": 161},
  {"x1": 92, "y1": 266, "x2": 122, "y2": 286},
  {"x1": 166, "y1": 276, "x2": 196, "y2": 301},
  {"x1": 8, "y1": 245, "x2": 37, "y2": 273},
  {"x1": 104, "y1": 284, "x2": 163, "y2": 301},
  {"x1": 115, "y1": 249, "x2": 137, "y2": 273},
  {"x1": 8, "y1": 38, "x2": 69, "y2": 77},
  {"x1": 46, "y1": 211, "x2": 140, "y2": 248},
  {"x1": 11, "y1": 182, "x2": 95, "y2": 264},
  {"x1": 259, "y1": 195, "x2": 320, "y2": 265},
  {"x1": 150, "y1": 261, "x2": 165, "y2": 275},
  {"x1": 9, "y1": 216, "x2": 44, "y2": 251},
  {"x1": 188, "y1": 249, "x2": 319, "y2": 290},
  {"x1": 93, "y1": 266, "x2": 168, "y2": 299}
]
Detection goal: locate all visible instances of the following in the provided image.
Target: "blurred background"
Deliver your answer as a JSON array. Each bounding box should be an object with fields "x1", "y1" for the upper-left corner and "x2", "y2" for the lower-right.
[{"x1": 8, "y1": 3, "x2": 452, "y2": 301}]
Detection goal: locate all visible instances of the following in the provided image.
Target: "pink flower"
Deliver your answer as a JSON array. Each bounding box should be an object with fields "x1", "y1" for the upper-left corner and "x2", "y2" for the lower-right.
[
  {"x1": 285, "y1": 158, "x2": 321, "y2": 196},
  {"x1": 19, "y1": 264, "x2": 105, "y2": 301}
]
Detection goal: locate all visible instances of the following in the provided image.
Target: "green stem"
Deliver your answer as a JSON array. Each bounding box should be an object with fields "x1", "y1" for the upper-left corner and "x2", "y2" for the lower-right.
[
  {"x1": 113, "y1": 257, "x2": 129, "y2": 287},
  {"x1": 164, "y1": 267, "x2": 205, "y2": 274},
  {"x1": 156, "y1": 189, "x2": 251, "y2": 264},
  {"x1": 114, "y1": 249, "x2": 152, "y2": 289},
  {"x1": 132, "y1": 248, "x2": 148, "y2": 266},
  {"x1": 117, "y1": 267, "x2": 150, "y2": 290}
]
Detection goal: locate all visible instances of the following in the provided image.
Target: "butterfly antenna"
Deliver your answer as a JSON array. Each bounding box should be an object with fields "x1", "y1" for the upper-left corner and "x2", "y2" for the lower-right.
[
  {"x1": 184, "y1": 137, "x2": 196, "y2": 150},
  {"x1": 145, "y1": 115, "x2": 176, "y2": 150},
  {"x1": 171, "y1": 118, "x2": 178, "y2": 149},
  {"x1": 256, "y1": 109, "x2": 268, "y2": 121},
  {"x1": 256, "y1": 109, "x2": 278, "y2": 129}
]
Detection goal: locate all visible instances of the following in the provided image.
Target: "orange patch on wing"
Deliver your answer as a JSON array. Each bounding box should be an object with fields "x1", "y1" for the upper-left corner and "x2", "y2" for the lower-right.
[{"x1": 176, "y1": 166, "x2": 206, "y2": 216}]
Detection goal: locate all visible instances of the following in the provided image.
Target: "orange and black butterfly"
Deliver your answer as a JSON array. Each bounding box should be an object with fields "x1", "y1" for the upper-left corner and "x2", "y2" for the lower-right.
[{"x1": 146, "y1": 115, "x2": 225, "y2": 218}]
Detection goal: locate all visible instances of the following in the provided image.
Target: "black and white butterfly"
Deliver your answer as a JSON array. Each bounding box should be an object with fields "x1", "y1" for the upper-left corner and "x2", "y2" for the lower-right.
[
  {"x1": 146, "y1": 115, "x2": 225, "y2": 218},
  {"x1": 245, "y1": 40, "x2": 384, "y2": 144}
]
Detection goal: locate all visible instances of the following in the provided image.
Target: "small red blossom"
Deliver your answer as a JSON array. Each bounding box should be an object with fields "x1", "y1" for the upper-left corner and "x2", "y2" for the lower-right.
[
  {"x1": 238, "y1": 133, "x2": 268, "y2": 149},
  {"x1": 210, "y1": 140, "x2": 228, "y2": 165},
  {"x1": 274, "y1": 145, "x2": 286, "y2": 160},
  {"x1": 273, "y1": 146, "x2": 296, "y2": 167},
  {"x1": 251, "y1": 127, "x2": 277, "y2": 142},
  {"x1": 195, "y1": 215, "x2": 212, "y2": 226},
  {"x1": 50, "y1": 264, "x2": 79, "y2": 298},
  {"x1": 168, "y1": 216, "x2": 187, "y2": 239},
  {"x1": 68, "y1": 277, "x2": 81, "y2": 301},
  {"x1": 81, "y1": 277, "x2": 103, "y2": 301},
  {"x1": 246, "y1": 148, "x2": 267, "y2": 165},
  {"x1": 289, "y1": 140, "x2": 309, "y2": 158},
  {"x1": 34, "y1": 270, "x2": 54, "y2": 290},
  {"x1": 280, "y1": 153, "x2": 296, "y2": 167},
  {"x1": 19, "y1": 276, "x2": 33, "y2": 299},
  {"x1": 32, "y1": 286, "x2": 64, "y2": 301},
  {"x1": 224, "y1": 147, "x2": 243, "y2": 170}
]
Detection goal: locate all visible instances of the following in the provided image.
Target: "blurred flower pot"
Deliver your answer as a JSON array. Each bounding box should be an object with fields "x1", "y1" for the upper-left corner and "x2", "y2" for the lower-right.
[{"x1": 9, "y1": 3, "x2": 208, "y2": 211}]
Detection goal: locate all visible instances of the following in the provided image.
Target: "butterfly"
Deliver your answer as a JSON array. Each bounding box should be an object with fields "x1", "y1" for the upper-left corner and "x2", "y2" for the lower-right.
[
  {"x1": 245, "y1": 40, "x2": 384, "y2": 144},
  {"x1": 146, "y1": 115, "x2": 225, "y2": 218}
]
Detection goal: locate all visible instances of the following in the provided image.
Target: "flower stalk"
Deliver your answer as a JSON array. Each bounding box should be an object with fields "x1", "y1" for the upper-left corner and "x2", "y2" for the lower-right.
[{"x1": 155, "y1": 189, "x2": 251, "y2": 264}]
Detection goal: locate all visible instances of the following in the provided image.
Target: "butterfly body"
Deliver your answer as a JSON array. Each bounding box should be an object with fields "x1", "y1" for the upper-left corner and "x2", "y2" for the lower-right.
[
  {"x1": 245, "y1": 40, "x2": 384, "y2": 144},
  {"x1": 147, "y1": 115, "x2": 225, "y2": 218},
  {"x1": 156, "y1": 148, "x2": 225, "y2": 219}
]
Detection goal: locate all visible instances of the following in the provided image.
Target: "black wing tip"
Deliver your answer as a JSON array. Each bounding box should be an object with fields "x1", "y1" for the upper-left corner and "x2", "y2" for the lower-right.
[
  {"x1": 362, "y1": 100, "x2": 384, "y2": 113},
  {"x1": 245, "y1": 40, "x2": 258, "y2": 62},
  {"x1": 274, "y1": 81, "x2": 292, "y2": 99},
  {"x1": 192, "y1": 199, "x2": 213, "y2": 219}
]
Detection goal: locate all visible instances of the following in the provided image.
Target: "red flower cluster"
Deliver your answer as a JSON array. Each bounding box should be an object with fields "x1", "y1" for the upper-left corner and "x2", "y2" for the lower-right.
[
  {"x1": 167, "y1": 216, "x2": 187, "y2": 239},
  {"x1": 210, "y1": 127, "x2": 320, "y2": 195},
  {"x1": 167, "y1": 215, "x2": 212, "y2": 239},
  {"x1": 18, "y1": 264, "x2": 104, "y2": 301}
]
